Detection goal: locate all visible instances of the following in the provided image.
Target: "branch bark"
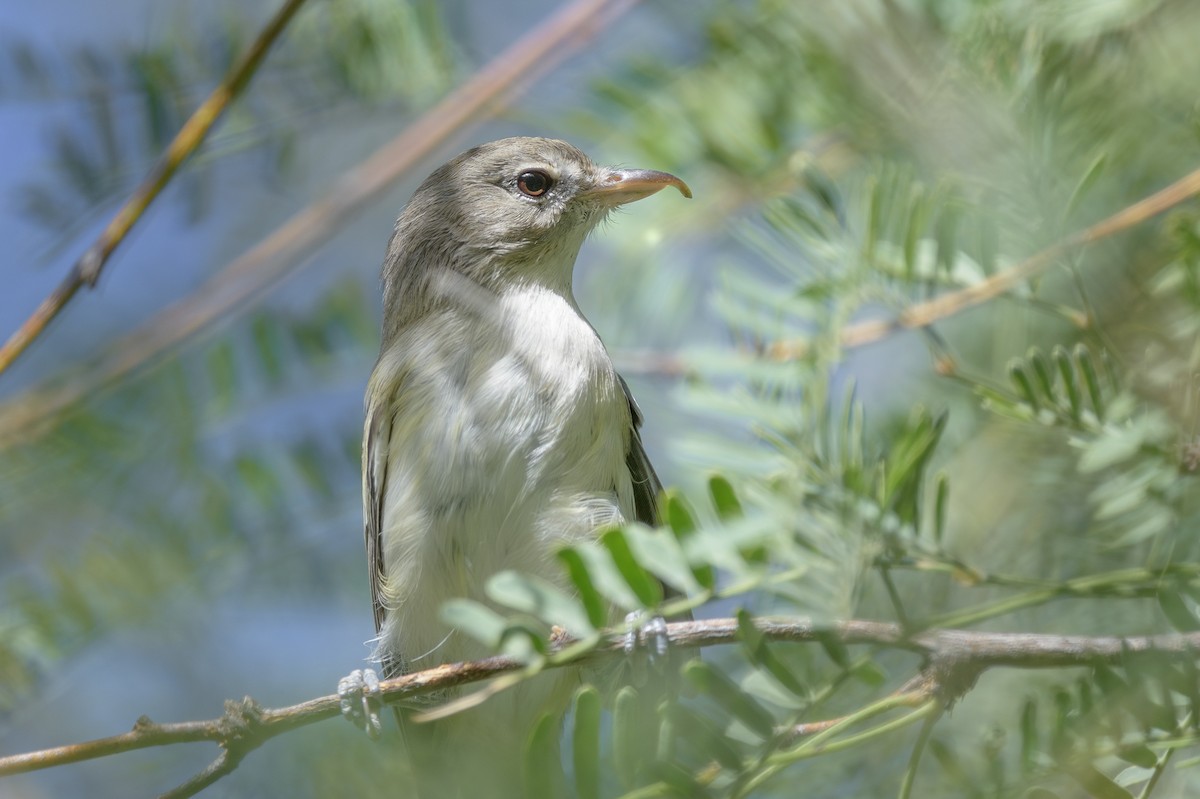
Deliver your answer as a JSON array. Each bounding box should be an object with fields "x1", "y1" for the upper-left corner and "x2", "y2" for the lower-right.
[{"x1": 3, "y1": 617, "x2": 1199, "y2": 796}]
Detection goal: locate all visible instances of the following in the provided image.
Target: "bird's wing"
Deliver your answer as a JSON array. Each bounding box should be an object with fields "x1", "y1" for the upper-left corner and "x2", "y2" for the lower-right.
[
  {"x1": 619, "y1": 374, "x2": 692, "y2": 626},
  {"x1": 619, "y1": 374, "x2": 663, "y2": 528},
  {"x1": 363, "y1": 398, "x2": 391, "y2": 636}
]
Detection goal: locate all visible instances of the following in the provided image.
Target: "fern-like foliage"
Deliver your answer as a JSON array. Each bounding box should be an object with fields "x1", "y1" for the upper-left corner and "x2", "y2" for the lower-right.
[
  {"x1": 1, "y1": 0, "x2": 459, "y2": 238},
  {"x1": 0, "y1": 279, "x2": 376, "y2": 714}
]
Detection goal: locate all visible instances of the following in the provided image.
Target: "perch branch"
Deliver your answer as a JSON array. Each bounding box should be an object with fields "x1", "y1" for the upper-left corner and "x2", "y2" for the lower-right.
[{"x1": 4, "y1": 618, "x2": 1200, "y2": 797}]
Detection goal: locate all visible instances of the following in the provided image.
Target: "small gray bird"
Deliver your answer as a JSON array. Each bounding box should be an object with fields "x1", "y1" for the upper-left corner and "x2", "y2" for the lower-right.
[{"x1": 342, "y1": 137, "x2": 689, "y2": 795}]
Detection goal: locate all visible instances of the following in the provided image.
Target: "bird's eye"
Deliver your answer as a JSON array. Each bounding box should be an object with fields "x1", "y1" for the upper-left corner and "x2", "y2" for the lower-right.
[{"x1": 517, "y1": 170, "x2": 553, "y2": 198}]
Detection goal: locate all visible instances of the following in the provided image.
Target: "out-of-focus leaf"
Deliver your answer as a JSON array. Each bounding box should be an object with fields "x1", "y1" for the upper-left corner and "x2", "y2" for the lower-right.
[
  {"x1": 485, "y1": 571, "x2": 596, "y2": 637},
  {"x1": 708, "y1": 475, "x2": 743, "y2": 520},
  {"x1": 737, "y1": 610, "x2": 807, "y2": 696},
  {"x1": 557, "y1": 548, "x2": 608, "y2": 629},
  {"x1": 613, "y1": 686, "x2": 650, "y2": 790},
  {"x1": 439, "y1": 599, "x2": 505, "y2": 649},
  {"x1": 1157, "y1": 590, "x2": 1200, "y2": 632},
  {"x1": 683, "y1": 660, "x2": 775, "y2": 740},
  {"x1": 602, "y1": 528, "x2": 663, "y2": 607},
  {"x1": 571, "y1": 686, "x2": 602, "y2": 799},
  {"x1": 524, "y1": 712, "x2": 566, "y2": 798}
]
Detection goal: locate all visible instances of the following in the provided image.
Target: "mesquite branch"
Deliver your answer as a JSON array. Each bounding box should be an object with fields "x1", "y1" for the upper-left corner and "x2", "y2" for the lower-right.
[{"x1": 3, "y1": 618, "x2": 1199, "y2": 797}]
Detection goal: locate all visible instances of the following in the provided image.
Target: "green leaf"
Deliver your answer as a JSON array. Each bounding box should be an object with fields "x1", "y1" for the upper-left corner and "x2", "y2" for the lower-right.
[
  {"x1": 497, "y1": 617, "x2": 552, "y2": 658},
  {"x1": 1078, "y1": 425, "x2": 1145, "y2": 473},
  {"x1": 934, "y1": 200, "x2": 959, "y2": 275},
  {"x1": 803, "y1": 165, "x2": 842, "y2": 219},
  {"x1": 233, "y1": 454, "x2": 280, "y2": 510},
  {"x1": 485, "y1": 571, "x2": 596, "y2": 637},
  {"x1": 1064, "y1": 152, "x2": 1107, "y2": 220},
  {"x1": 1075, "y1": 344, "x2": 1106, "y2": 419},
  {"x1": 686, "y1": 483, "x2": 730, "y2": 591},
  {"x1": 571, "y1": 542, "x2": 642, "y2": 611},
  {"x1": 683, "y1": 660, "x2": 776, "y2": 739},
  {"x1": 625, "y1": 524, "x2": 703, "y2": 596},
  {"x1": 881, "y1": 408, "x2": 946, "y2": 522},
  {"x1": 1028, "y1": 348, "x2": 1056, "y2": 405},
  {"x1": 1157, "y1": 590, "x2": 1200, "y2": 632},
  {"x1": 1114, "y1": 766, "x2": 1155, "y2": 787},
  {"x1": 928, "y1": 739, "x2": 972, "y2": 790},
  {"x1": 290, "y1": 439, "x2": 334, "y2": 502},
  {"x1": 1115, "y1": 745, "x2": 1158, "y2": 768},
  {"x1": 524, "y1": 712, "x2": 567, "y2": 798},
  {"x1": 557, "y1": 548, "x2": 608, "y2": 628},
  {"x1": 1076, "y1": 676, "x2": 1094, "y2": 719},
  {"x1": 668, "y1": 702, "x2": 743, "y2": 771},
  {"x1": 864, "y1": 173, "x2": 882, "y2": 265},
  {"x1": 903, "y1": 185, "x2": 928, "y2": 278},
  {"x1": 1020, "y1": 698, "x2": 1038, "y2": 774},
  {"x1": 1053, "y1": 346, "x2": 1082, "y2": 422},
  {"x1": 613, "y1": 686, "x2": 649, "y2": 790},
  {"x1": 205, "y1": 339, "x2": 238, "y2": 415},
  {"x1": 932, "y1": 472, "x2": 949, "y2": 547},
  {"x1": 737, "y1": 610, "x2": 807, "y2": 697},
  {"x1": 572, "y1": 686, "x2": 602, "y2": 799},
  {"x1": 852, "y1": 661, "x2": 887, "y2": 687},
  {"x1": 708, "y1": 475, "x2": 743, "y2": 520},
  {"x1": 664, "y1": 491, "x2": 697, "y2": 536},
  {"x1": 439, "y1": 599, "x2": 505, "y2": 649},
  {"x1": 1070, "y1": 764, "x2": 1133, "y2": 799},
  {"x1": 1051, "y1": 689, "x2": 1073, "y2": 747},
  {"x1": 250, "y1": 313, "x2": 286, "y2": 387},
  {"x1": 816, "y1": 630, "x2": 850, "y2": 669},
  {"x1": 649, "y1": 761, "x2": 711, "y2": 798},
  {"x1": 602, "y1": 528, "x2": 663, "y2": 607},
  {"x1": 1092, "y1": 664, "x2": 1129, "y2": 697}
]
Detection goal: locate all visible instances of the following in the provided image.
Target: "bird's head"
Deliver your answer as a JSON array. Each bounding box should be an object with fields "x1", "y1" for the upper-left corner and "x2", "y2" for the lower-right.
[{"x1": 382, "y1": 137, "x2": 690, "y2": 326}]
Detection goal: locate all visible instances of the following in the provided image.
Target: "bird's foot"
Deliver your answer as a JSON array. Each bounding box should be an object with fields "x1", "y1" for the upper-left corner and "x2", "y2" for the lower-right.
[
  {"x1": 624, "y1": 610, "x2": 670, "y2": 662},
  {"x1": 338, "y1": 668, "x2": 383, "y2": 739}
]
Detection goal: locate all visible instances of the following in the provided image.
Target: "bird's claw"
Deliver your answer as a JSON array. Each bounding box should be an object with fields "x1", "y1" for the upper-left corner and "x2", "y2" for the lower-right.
[
  {"x1": 624, "y1": 610, "x2": 670, "y2": 661},
  {"x1": 338, "y1": 668, "x2": 383, "y2": 739}
]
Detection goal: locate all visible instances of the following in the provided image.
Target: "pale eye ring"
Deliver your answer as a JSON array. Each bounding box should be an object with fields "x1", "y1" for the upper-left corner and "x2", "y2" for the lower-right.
[{"x1": 517, "y1": 170, "x2": 553, "y2": 197}]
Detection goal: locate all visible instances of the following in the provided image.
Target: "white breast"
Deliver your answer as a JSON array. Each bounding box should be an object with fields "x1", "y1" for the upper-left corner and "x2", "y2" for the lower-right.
[{"x1": 373, "y1": 283, "x2": 633, "y2": 672}]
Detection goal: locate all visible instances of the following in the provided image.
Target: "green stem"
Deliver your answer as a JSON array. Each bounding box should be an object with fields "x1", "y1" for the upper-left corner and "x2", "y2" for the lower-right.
[
  {"x1": 897, "y1": 708, "x2": 941, "y2": 799},
  {"x1": 735, "y1": 699, "x2": 940, "y2": 797}
]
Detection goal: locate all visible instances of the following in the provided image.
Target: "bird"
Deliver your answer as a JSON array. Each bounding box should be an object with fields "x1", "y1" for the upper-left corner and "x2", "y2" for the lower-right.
[{"x1": 340, "y1": 137, "x2": 690, "y2": 797}]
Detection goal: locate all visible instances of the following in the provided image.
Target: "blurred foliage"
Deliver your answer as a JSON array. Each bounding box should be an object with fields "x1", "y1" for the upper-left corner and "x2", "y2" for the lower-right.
[
  {"x1": 0, "y1": 0, "x2": 458, "y2": 239},
  {"x1": 0, "y1": 279, "x2": 375, "y2": 712},
  {"x1": 6, "y1": 0, "x2": 1200, "y2": 797}
]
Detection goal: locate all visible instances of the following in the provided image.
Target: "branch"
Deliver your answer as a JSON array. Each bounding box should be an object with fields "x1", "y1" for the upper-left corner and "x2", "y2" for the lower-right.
[
  {"x1": 612, "y1": 164, "x2": 1200, "y2": 376},
  {"x1": 802, "y1": 163, "x2": 1200, "y2": 358},
  {"x1": 4, "y1": 617, "x2": 1200, "y2": 796},
  {"x1": 0, "y1": 0, "x2": 311, "y2": 376},
  {"x1": 0, "y1": 0, "x2": 640, "y2": 447}
]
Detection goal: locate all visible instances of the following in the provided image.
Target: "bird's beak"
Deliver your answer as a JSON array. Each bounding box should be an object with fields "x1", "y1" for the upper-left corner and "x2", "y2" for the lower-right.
[{"x1": 583, "y1": 168, "x2": 692, "y2": 206}]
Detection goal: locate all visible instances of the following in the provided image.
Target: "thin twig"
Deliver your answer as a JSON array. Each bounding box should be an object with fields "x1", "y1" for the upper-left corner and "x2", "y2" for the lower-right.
[
  {"x1": 1137, "y1": 746, "x2": 1175, "y2": 799},
  {"x1": 0, "y1": 0, "x2": 640, "y2": 447},
  {"x1": 158, "y1": 747, "x2": 240, "y2": 799},
  {"x1": 773, "y1": 163, "x2": 1200, "y2": 359},
  {"x1": 0, "y1": 0, "x2": 311, "y2": 376},
  {"x1": 897, "y1": 706, "x2": 941, "y2": 799},
  {"x1": 4, "y1": 617, "x2": 1200, "y2": 794},
  {"x1": 612, "y1": 164, "x2": 1200, "y2": 376}
]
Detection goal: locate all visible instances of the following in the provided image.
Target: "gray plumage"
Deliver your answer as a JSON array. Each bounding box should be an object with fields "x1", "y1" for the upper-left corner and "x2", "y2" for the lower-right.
[{"x1": 360, "y1": 137, "x2": 688, "y2": 794}]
